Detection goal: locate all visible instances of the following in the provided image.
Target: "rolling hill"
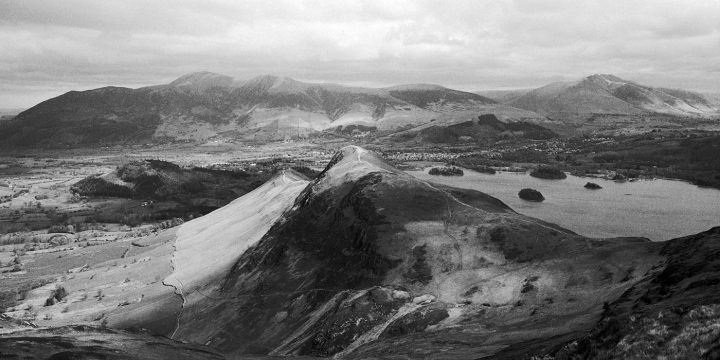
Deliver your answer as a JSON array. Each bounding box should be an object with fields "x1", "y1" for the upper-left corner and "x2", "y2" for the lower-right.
[
  {"x1": 0, "y1": 72, "x2": 531, "y2": 147},
  {"x1": 507, "y1": 74, "x2": 718, "y2": 120},
  {"x1": 386, "y1": 113, "x2": 558, "y2": 144}
]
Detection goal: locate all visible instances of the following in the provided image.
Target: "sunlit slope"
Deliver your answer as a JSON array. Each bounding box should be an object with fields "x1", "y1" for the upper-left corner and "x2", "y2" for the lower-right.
[
  {"x1": 165, "y1": 170, "x2": 309, "y2": 291},
  {"x1": 1, "y1": 170, "x2": 309, "y2": 338},
  {"x1": 509, "y1": 74, "x2": 718, "y2": 119}
]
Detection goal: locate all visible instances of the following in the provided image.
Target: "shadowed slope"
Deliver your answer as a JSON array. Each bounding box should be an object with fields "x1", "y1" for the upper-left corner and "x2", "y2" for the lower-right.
[{"x1": 542, "y1": 226, "x2": 720, "y2": 360}]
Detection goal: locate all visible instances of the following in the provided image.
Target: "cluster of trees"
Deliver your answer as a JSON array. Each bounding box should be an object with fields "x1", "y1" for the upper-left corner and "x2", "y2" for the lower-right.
[
  {"x1": 530, "y1": 166, "x2": 567, "y2": 180},
  {"x1": 429, "y1": 167, "x2": 464, "y2": 176}
]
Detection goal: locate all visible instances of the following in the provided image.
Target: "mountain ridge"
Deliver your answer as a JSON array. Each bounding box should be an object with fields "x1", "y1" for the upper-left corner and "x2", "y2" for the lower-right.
[
  {"x1": 161, "y1": 146, "x2": 662, "y2": 357},
  {"x1": 0, "y1": 72, "x2": 523, "y2": 147}
]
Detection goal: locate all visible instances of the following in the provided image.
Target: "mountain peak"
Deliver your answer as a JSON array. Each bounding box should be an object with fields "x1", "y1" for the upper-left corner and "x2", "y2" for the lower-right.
[
  {"x1": 510, "y1": 73, "x2": 717, "y2": 118},
  {"x1": 384, "y1": 83, "x2": 448, "y2": 91},
  {"x1": 169, "y1": 71, "x2": 234, "y2": 91},
  {"x1": 310, "y1": 146, "x2": 400, "y2": 195},
  {"x1": 586, "y1": 73, "x2": 626, "y2": 84}
]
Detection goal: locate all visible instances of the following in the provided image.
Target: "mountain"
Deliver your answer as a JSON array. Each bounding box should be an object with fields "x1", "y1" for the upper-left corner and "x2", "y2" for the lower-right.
[
  {"x1": 703, "y1": 92, "x2": 720, "y2": 108},
  {"x1": 166, "y1": 146, "x2": 662, "y2": 358},
  {"x1": 0, "y1": 73, "x2": 514, "y2": 147},
  {"x1": 508, "y1": 74, "x2": 718, "y2": 119},
  {"x1": 2, "y1": 146, "x2": 720, "y2": 358}
]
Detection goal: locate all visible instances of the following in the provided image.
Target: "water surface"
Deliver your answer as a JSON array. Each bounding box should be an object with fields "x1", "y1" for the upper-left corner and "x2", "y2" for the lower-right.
[{"x1": 407, "y1": 168, "x2": 720, "y2": 241}]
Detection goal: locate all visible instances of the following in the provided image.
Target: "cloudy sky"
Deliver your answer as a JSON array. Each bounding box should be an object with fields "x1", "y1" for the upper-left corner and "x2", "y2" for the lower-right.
[{"x1": 1, "y1": 0, "x2": 719, "y2": 108}]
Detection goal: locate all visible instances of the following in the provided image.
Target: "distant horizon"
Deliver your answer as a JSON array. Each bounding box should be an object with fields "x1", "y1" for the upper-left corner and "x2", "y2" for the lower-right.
[{"x1": 2, "y1": 0, "x2": 719, "y2": 108}]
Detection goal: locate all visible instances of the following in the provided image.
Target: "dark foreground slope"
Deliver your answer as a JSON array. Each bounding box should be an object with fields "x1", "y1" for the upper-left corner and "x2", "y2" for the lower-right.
[
  {"x1": 541, "y1": 227, "x2": 720, "y2": 360},
  {"x1": 0, "y1": 325, "x2": 225, "y2": 360}
]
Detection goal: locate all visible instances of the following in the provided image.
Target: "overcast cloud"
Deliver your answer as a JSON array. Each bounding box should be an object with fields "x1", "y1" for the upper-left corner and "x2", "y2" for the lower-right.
[{"x1": 1, "y1": 0, "x2": 719, "y2": 108}]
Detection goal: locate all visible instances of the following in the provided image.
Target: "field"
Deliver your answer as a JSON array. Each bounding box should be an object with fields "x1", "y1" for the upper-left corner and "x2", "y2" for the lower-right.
[{"x1": 0, "y1": 141, "x2": 338, "y2": 321}]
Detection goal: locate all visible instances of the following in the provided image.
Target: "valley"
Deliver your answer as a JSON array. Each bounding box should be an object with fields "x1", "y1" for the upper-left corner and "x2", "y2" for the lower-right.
[
  {"x1": 4, "y1": 0, "x2": 720, "y2": 357},
  {"x1": 0, "y1": 139, "x2": 719, "y2": 359},
  {"x1": 0, "y1": 72, "x2": 719, "y2": 359}
]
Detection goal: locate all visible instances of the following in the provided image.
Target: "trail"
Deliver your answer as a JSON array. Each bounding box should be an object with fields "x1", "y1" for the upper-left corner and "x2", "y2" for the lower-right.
[{"x1": 162, "y1": 267, "x2": 186, "y2": 339}]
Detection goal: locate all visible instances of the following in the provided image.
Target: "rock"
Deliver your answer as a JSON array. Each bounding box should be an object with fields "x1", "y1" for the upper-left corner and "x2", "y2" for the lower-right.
[
  {"x1": 380, "y1": 304, "x2": 450, "y2": 338},
  {"x1": 67, "y1": 264, "x2": 90, "y2": 274},
  {"x1": 392, "y1": 290, "x2": 410, "y2": 300},
  {"x1": 584, "y1": 182, "x2": 602, "y2": 189},
  {"x1": 518, "y1": 188, "x2": 545, "y2": 202},
  {"x1": 48, "y1": 234, "x2": 73, "y2": 247},
  {"x1": 412, "y1": 294, "x2": 436, "y2": 304}
]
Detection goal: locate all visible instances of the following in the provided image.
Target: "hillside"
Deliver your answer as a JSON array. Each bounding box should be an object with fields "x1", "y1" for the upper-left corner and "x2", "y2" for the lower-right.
[
  {"x1": 162, "y1": 146, "x2": 663, "y2": 358},
  {"x1": 70, "y1": 159, "x2": 278, "y2": 220},
  {"x1": 0, "y1": 73, "x2": 520, "y2": 147},
  {"x1": 2, "y1": 146, "x2": 719, "y2": 359},
  {"x1": 509, "y1": 74, "x2": 718, "y2": 120},
  {"x1": 543, "y1": 227, "x2": 720, "y2": 360}
]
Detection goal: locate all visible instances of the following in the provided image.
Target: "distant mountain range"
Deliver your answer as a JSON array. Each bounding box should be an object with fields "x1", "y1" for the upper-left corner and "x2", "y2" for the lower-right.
[
  {"x1": 1, "y1": 72, "x2": 717, "y2": 147},
  {"x1": 1, "y1": 72, "x2": 531, "y2": 147},
  {"x1": 480, "y1": 74, "x2": 718, "y2": 120}
]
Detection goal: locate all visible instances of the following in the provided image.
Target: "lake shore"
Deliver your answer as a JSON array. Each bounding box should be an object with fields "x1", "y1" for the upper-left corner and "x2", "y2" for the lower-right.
[{"x1": 408, "y1": 166, "x2": 720, "y2": 241}]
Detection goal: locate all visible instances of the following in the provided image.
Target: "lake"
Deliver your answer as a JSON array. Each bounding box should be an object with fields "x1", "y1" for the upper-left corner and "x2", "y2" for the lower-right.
[{"x1": 407, "y1": 168, "x2": 720, "y2": 241}]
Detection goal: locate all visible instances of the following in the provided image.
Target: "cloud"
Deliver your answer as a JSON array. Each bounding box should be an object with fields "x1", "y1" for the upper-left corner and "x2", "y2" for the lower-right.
[{"x1": 0, "y1": 0, "x2": 719, "y2": 108}]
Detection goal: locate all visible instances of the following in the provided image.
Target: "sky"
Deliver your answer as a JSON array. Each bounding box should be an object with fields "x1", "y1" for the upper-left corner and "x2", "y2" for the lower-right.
[{"x1": 1, "y1": 0, "x2": 719, "y2": 108}]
